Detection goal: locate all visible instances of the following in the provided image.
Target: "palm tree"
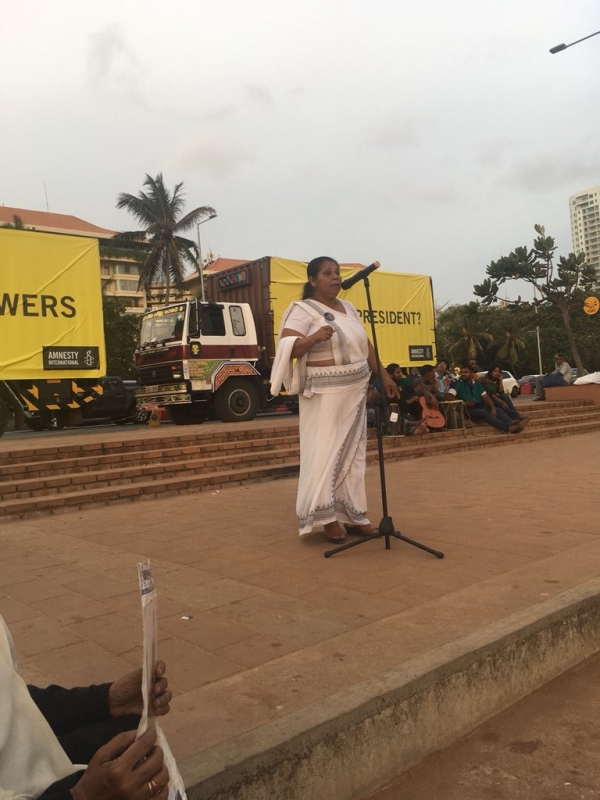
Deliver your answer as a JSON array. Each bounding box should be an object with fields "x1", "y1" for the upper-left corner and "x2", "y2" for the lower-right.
[
  {"x1": 493, "y1": 311, "x2": 534, "y2": 374},
  {"x1": 1, "y1": 214, "x2": 28, "y2": 229},
  {"x1": 439, "y1": 302, "x2": 494, "y2": 365},
  {"x1": 116, "y1": 174, "x2": 215, "y2": 303}
]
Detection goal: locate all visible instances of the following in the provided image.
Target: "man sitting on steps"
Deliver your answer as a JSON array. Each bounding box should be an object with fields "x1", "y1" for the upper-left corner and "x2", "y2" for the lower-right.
[
  {"x1": 448, "y1": 364, "x2": 524, "y2": 434},
  {"x1": 534, "y1": 353, "x2": 573, "y2": 400}
]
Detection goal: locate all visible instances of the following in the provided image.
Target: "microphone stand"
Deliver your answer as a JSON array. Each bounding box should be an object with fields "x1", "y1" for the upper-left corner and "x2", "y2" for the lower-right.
[{"x1": 324, "y1": 274, "x2": 444, "y2": 560}]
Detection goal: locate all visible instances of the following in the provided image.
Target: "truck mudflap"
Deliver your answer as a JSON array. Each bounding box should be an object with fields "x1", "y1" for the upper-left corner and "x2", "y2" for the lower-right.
[
  {"x1": 11, "y1": 379, "x2": 104, "y2": 413},
  {"x1": 211, "y1": 362, "x2": 260, "y2": 391}
]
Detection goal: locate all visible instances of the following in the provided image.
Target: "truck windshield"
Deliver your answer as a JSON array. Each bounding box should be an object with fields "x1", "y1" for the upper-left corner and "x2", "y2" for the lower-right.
[{"x1": 139, "y1": 305, "x2": 187, "y2": 346}]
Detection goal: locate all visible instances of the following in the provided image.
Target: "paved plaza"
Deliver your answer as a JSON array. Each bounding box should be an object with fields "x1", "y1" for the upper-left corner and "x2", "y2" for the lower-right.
[{"x1": 1, "y1": 430, "x2": 599, "y2": 789}]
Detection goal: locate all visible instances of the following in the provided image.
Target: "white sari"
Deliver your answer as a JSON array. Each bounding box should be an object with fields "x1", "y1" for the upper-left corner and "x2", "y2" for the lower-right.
[
  {"x1": 271, "y1": 299, "x2": 371, "y2": 535},
  {"x1": 0, "y1": 616, "x2": 78, "y2": 799}
]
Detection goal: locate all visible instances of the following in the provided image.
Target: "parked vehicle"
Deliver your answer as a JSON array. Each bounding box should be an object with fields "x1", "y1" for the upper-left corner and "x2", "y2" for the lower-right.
[
  {"x1": 24, "y1": 377, "x2": 150, "y2": 430},
  {"x1": 0, "y1": 229, "x2": 106, "y2": 436},
  {"x1": 135, "y1": 257, "x2": 437, "y2": 425},
  {"x1": 518, "y1": 374, "x2": 542, "y2": 394},
  {"x1": 477, "y1": 370, "x2": 520, "y2": 398}
]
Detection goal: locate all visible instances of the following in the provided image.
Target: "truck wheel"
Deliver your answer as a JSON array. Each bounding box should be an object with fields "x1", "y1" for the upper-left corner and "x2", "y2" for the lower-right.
[
  {"x1": 132, "y1": 406, "x2": 150, "y2": 425},
  {"x1": 25, "y1": 416, "x2": 45, "y2": 432},
  {"x1": 169, "y1": 404, "x2": 206, "y2": 425},
  {"x1": 0, "y1": 399, "x2": 8, "y2": 437},
  {"x1": 214, "y1": 379, "x2": 259, "y2": 423}
]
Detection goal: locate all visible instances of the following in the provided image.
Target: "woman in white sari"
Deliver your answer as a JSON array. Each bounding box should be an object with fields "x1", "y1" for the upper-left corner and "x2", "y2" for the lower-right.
[{"x1": 271, "y1": 257, "x2": 399, "y2": 542}]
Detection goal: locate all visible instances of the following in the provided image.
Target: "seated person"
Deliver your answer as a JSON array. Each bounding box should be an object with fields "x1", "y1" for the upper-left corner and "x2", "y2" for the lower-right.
[
  {"x1": 447, "y1": 364, "x2": 524, "y2": 434},
  {"x1": 480, "y1": 365, "x2": 528, "y2": 427},
  {"x1": 1, "y1": 614, "x2": 171, "y2": 800},
  {"x1": 419, "y1": 365, "x2": 444, "y2": 402},
  {"x1": 433, "y1": 360, "x2": 455, "y2": 395},
  {"x1": 534, "y1": 353, "x2": 573, "y2": 400},
  {"x1": 385, "y1": 363, "x2": 405, "y2": 385}
]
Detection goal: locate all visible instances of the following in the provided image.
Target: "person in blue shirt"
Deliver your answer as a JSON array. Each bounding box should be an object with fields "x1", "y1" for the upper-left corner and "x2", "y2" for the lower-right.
[{"x1": 448, "y1": 364, "x2": 523, "y2": 434}]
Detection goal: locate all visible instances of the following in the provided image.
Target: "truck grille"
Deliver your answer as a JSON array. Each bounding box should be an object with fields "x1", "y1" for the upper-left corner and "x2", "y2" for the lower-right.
[{"x1": 137, "y1": 364, "x2": 179, "y2": 385}]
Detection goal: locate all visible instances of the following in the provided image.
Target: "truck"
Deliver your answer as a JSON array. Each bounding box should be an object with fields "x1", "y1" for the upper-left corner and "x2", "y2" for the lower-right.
[
  {"x1": 134, "y1": 256, "x2": 436, "y2": 425},
  {"x1": 0, "y1": 228, "x2": 106, "y2": 436}
]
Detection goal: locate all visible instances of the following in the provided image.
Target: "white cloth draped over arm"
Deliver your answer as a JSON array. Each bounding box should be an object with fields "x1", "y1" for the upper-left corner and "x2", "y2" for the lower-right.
[{"x1": 270, "y1": 334, "x2": 305, "y2": 396}]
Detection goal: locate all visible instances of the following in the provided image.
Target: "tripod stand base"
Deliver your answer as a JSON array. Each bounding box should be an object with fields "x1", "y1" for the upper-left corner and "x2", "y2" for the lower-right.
[{"x1": 324, "y1": 516, "x2": 444, "y2": 559}]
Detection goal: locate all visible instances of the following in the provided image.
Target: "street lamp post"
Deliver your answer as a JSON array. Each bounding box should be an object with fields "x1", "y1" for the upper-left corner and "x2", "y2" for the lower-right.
[
  {"x1": 196, "y1": 213, "x2": 217, "y2": 302},
  {"x1": 550, "y1": 29, "x2": 600, "y2": 54}
]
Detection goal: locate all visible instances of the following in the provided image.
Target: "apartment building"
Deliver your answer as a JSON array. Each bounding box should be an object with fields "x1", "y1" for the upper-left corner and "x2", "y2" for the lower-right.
[
  {"x1": 569, "y1": 186, "x2": 600, "y2": 279},
  {"x1": 0, "y1": 205, "x2": 147, "y2": 312}
]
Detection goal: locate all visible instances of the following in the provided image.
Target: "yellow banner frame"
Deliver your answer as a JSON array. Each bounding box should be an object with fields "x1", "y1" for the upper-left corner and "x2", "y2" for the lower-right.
[{"x1": 0, "y1": 229, "x2": 106, "y2": 380}]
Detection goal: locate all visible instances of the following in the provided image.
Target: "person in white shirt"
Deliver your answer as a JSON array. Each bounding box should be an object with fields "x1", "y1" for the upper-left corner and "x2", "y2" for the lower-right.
[{"x1": 534, "y1": 353, "x2": 573, "y2": 400}]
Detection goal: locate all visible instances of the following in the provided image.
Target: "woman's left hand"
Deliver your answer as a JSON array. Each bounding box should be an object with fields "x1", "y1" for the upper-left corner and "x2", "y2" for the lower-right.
[{"x1": 108, "y1": 661, "x2": 172, "y2": 719}]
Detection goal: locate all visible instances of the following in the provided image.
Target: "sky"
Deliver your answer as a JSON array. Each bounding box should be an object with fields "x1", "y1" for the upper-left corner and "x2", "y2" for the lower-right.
[{"x1": 1, "y1": 0, "x2": 599, "y2": 305}]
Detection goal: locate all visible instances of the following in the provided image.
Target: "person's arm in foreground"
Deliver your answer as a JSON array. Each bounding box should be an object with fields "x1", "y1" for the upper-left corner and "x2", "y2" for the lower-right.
[
  {"x1": 36, "y1": 664, "x2": 172, "y2": 800},
  {"x1": 482, "y1": 391, "x2": 496, "y2": 415},
  {"x1": 367, "y1": 342, "x2": 399, "y2": 398},
  {"x1": 29, "y1": 662, "x2": 171, "y2": 735}
]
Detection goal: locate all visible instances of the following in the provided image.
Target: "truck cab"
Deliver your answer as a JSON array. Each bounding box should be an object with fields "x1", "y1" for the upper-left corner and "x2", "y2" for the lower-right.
[{"x1": 135, "y1": 300, "x2": 265, "y2": 424}]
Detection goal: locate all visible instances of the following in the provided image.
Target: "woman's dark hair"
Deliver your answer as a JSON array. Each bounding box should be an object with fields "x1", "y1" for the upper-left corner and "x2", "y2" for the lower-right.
[{"x1": 302, "y1": 256, "x2": 339, "y2": 299}]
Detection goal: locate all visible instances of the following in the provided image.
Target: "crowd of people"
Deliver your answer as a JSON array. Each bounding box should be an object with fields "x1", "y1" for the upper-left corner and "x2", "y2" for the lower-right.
[{"x1": 374, "y1": 360, "x2": 530, "y2": 437}]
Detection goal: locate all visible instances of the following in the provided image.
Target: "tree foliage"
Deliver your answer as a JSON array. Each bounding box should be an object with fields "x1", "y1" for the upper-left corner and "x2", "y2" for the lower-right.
[
  {"x1": 102, "y1": 297, "x2": 140, "y2": 378},
  {"x1": 116, "y1": 173, "x2": 215, "y2": 303},
  {"x1": 437, "y1": 300, "x2": 600, "y2": 376},
  {"x1": 0, "y1": 214, "x2": 28, "y2": 229},
  {"x1": 473, "y1": 225, "x2": 597, "y2": 373}
]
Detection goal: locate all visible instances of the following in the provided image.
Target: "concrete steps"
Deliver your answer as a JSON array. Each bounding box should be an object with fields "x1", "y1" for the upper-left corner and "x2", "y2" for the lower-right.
[{"x1": 1, "y1": 399, "x2": 598, "y2": 520}]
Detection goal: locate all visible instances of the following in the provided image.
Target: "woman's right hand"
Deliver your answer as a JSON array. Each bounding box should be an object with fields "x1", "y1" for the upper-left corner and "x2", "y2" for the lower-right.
[{"x1": 311, "y1": 325, "x2": 335, "y2": 343}]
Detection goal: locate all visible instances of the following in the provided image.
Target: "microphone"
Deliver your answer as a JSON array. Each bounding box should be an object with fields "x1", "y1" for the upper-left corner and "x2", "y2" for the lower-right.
[{"x1": 340, "y1": 261, "x2": 381, "y2": 290}]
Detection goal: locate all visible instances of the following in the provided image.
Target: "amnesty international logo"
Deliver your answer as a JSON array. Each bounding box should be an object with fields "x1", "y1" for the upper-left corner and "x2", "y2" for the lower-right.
[{"x1": 42, "y1": 346, "x2": 100, "y2": 370}]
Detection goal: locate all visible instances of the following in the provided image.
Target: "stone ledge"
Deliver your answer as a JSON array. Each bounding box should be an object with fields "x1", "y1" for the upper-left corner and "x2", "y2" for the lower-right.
[
  {"x1": 180, "y1": 579, "x2": 600, "y2": 800},
  {"x1": 546, "y1": 384, "x2": 600, "y2": 404}
]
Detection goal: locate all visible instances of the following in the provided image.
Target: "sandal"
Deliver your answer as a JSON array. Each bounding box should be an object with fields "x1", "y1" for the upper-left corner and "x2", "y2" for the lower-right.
[
  {"x1": 324, "y1": 522, "x2": 347, "y2": 543},
  {"x1": 345, "y1": 524, "x2": 379, "y2": 537}
]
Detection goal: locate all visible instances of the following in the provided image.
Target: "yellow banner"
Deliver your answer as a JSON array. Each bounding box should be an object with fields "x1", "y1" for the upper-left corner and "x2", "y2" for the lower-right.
[
  {"x1": 269, "y1": 258, "x2": 436, "y2": 368},
  {"x1": 0, "y1": 229, "x2": 106, "y2": 379}
]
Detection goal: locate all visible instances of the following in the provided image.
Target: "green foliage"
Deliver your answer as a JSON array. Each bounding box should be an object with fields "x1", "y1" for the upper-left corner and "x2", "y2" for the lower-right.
[
  {"x1": 473, "y1": 225, "x2": 597, "y2": 373},
  {"x1": 99, "y1": 245, "x2": 146, "y2": 263},
  {"x1": 0, "y1": 214, "x2": 28, "y2": 229},
  {"x1": 437, "y1": 301, "x2": 493, "y2": 364},
  {"x1": 437, "y1": 300, "x2": 600, "y2": 376},
  {"x1": 102, "y1": 297, "x2": 140, "y2": 378},
  {"x1": 115, "y1": 173, "x2": 215, "y2": 303}
]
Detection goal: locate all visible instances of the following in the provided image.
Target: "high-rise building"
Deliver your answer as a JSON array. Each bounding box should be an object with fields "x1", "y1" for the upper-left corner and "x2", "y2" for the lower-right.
[{"x1": 569, "y1": 186, "x2": 600, "y2": 279}]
